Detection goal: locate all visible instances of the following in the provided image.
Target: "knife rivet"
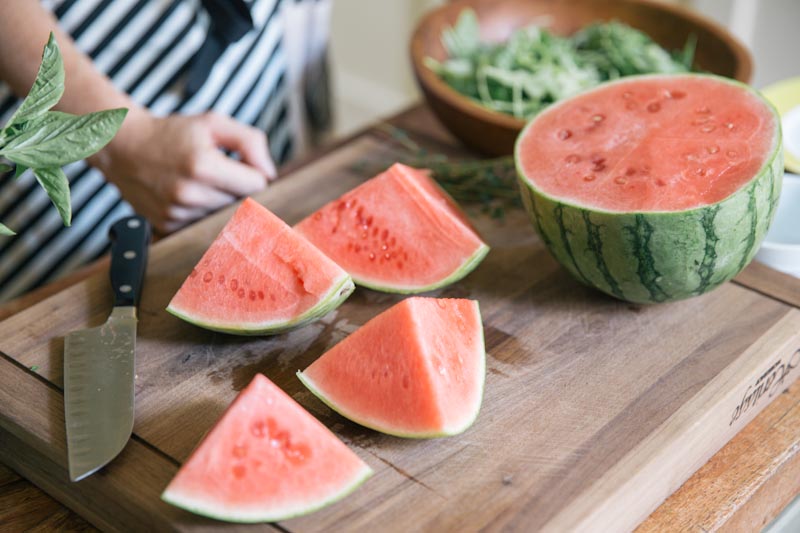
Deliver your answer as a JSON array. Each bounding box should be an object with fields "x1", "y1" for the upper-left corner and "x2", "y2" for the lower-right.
[
  {"x1": 127, "y1": 219, "x2": 141, "y2": 229},
  {"x1": 119, "y1": 284, "x2": 132, "y2": 293},
  {"x1": 123, "y1": 250, "x2": 136, "y2": 260}
]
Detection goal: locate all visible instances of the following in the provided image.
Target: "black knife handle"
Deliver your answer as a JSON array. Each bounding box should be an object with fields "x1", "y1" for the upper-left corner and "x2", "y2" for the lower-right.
[{"x1": 109, "y1": 215, "x2": 151, "y2": 308}]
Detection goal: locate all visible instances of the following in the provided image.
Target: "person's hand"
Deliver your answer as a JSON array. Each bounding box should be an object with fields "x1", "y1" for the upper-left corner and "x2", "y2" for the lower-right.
[{"x1": 89, "y1": 107, "x2": 277, "y2": 234}]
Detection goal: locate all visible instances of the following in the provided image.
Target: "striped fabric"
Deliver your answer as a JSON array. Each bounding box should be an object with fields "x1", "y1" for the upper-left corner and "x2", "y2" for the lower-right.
[{"x1": 0, "y1": 0, "x2": 300, "y2": 302}]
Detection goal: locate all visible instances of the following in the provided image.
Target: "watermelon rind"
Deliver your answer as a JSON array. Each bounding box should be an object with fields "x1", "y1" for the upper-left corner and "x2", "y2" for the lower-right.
[
  {"x1": 515, "y1": 74, "x2": 784, "y2": 304},
  {"x1": 296, "y1": 301, "x2": 487, "y2": 438},
  {"x1": 351, "y1": 242, "x2": 490, "y2": 294},
  {"x1": 161, "y1": 462, "x2": 372, "y2": 523},
  {"x1": 166, "y1": 276, "x2": 355, "y2": 335}
]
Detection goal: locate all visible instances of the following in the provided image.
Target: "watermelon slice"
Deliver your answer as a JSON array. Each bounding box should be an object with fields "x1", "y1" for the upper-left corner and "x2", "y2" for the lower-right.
[
  {"x1": 294, "y1": 163, "x2": 490, "y2": 293},
  {"x1": 162, "y1": 374, "x2": 372, "y2": 523},
  {"x1": 167, "y1": 198, "x2": 354, "y2": 334},
  {"x1": 297, "y1": 297, "x2": 485, "y2": 438},
  {"x1": 516, "y1": 74, "x2": 783, "y2": 303}
]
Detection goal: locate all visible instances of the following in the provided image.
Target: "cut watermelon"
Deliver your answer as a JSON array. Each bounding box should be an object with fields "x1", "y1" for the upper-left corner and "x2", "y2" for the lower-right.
[
  {"x1": 162, "y1": 374, "x2": 372, "y2": 523},
  {"x1": 297, "y1": 297, "x2": 485, "y2": 438},
  {"x1": 167, "y1": 198, "x2": 354, "y2": 334},
  {"x1": 516, "y1": 74, "x2": 783, "y2": 303},
  {"x1": 294, "y1": 163, "x2": 489, "y2": 293}
]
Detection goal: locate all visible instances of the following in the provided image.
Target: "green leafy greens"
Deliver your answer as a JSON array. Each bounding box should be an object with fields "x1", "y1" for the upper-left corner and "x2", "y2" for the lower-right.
[
  {"x1": 0, "y1": 33, "x2": 127, "y2": 236},
  {"x1": 426, "y1": 9, "x2": 696, "y2": 120}
]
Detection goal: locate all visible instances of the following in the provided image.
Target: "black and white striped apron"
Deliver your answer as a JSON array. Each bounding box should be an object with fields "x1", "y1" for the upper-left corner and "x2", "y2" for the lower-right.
[{"x1": 0, "y1": 0, "x2": 313, "y2": 303}]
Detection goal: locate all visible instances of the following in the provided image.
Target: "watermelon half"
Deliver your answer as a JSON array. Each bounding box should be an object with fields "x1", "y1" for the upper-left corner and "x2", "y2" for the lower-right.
[
  {"x1": 167, "y1": 198, "x2": 354, "y2": 334},
  {"x1": 162, "y1": 374, "x2": 372, "y2": 523},
  {"x1": 516, "y1": 74, "x2": 783, "y2": 303},
  {"x1": 295, "y1": 163, "x2": 490, "y2": 293},
  {"x1": 297, "y1": 297, "x2": 485, "y2": 438}
]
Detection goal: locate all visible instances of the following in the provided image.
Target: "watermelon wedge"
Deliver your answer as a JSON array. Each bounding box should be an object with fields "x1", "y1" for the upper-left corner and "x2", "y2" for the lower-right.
[
  {"x1": 297, "y1": 297, "x2": 485, "y2": 438},
  {"x1": 162, "y1": 374, "x2": 372, "y2": 523},
  {"x1": 295, "y1": 163, "x2": 490, "y2": 293},
  {"x1": 516, "y1": 74, "x2": 783, "y2": 303},
  {"x1": 167, "y1": 198, "x2": 354, "y2": 334}
]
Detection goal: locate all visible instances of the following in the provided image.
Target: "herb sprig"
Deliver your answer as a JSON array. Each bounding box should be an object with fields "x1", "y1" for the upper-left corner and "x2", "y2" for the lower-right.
[
  {"x1": 0, "y1": 34, "x2": 127, "y2": 236},
  {"x1": 426, "y1": 9, "x2": 696, "y2": 120}
]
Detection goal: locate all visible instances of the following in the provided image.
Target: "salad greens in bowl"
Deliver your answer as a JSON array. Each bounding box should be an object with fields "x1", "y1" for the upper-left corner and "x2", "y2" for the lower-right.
[{"x1": 410, "y1": 0, "x2": 752, "y2": 155}]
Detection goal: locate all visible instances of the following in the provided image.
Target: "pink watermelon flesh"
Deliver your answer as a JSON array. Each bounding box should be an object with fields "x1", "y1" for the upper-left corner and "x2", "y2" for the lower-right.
[
  {"x1": 161, "y1": 374, "x2": 372, "y2": 523},
  {"x1": 167, "y1": 198, "x2": 354, "y2": 334},
  {"x1": 517, "y1": 76, "x2": 776, "y2": 211},
  {"x1": 294, "y1": 163, "x2": 489, "y2": 293},
  {"x1": 297, "y1": 297, "x2": 485, "y2": 438}
]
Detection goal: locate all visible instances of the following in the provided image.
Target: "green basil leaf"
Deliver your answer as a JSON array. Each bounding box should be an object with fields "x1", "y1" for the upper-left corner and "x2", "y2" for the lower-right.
[
  {"x1": 0, "y1": 222, "x2": 15, "y2": 236},
  {"x1": 0, "y1": 162, "x2": 12, "y2": 173},
  {"x1": 6, "y1": 33, "x2": 64, "y2": 127},
  {"x1": 33, "y1": 166, "x2": 71, "y2": 227},
  {"x1": 14, "y1": 163, "x2": 28, "y2": 178},
  {"x1": 0, "y1": 108, "x2": 127, "y2": 168}
]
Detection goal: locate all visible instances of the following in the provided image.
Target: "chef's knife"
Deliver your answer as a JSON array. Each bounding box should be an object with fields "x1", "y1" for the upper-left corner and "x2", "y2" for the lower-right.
[{"x1": 64, "y1": 215, "x2": 150, "y2": 482}]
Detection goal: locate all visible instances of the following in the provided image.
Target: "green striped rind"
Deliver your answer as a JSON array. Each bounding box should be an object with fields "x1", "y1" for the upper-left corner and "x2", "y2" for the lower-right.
[
  {"x1": 166, "y1": 276, "x2": 355, "y2": 335},
  {"x1": 515, "y1": 74, "x2": 783, "y2": 304}
]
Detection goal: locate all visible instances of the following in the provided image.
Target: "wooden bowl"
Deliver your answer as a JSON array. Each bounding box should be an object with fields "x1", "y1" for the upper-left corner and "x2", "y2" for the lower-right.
[{"x1": 410, "y1": 0, "x2": 753, "y2": 156}]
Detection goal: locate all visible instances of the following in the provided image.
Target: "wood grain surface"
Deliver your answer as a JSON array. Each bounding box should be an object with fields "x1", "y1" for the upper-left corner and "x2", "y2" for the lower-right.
[{"x1": 2, "y1": 107, "x2": 800, "y2": 532}]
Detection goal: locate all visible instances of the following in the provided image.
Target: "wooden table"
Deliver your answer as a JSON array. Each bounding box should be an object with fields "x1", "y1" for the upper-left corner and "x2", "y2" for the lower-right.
[{"x1": 1, "y1": 106, "x2": 799, "y2": 532}]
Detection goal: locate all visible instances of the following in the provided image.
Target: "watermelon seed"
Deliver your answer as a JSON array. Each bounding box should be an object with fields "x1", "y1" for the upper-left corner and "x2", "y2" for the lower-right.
[
  {"x1": 381, "y1": 229, "x2": 389, "y2": 240},
  {"x1": 337, "y1": 201, "x2": 346, "y2": 211},
  {"x1": 355, "y1": 244, "x2": 361, "y2": 253},
  {"x1": 369, "y1": 252, "x2": 376, "y2": 261},
  {"x1": 696, "y1": 168, "x2": 707, "y2": 176},
  {"x1": 366, "y1": 216, "x2": 373, "y2": 226},
  {"x1": 582, "y1": 175, "x2": 596, "y2": 182},
  {"x1": 656, "y1": 179, "x2": 667, "y2": 187},
  {"x1": 251, "y1": 421, "x2": 266, "y2": 438},
  {"x1": 390, "y1": 237, "x2": 396, "y2": 246},
  {"x1": 237, "y1": 288, "x2": 245, "y2": 299},
  {"x1": 725, "y1": 122, "x2": 735, "y2": 130},
  {"x1": 614, "y1": 177, "x2": 627, "y2": 185},
  {"x1": 232, "y1": 465, "x2": 246, "y2": 479},
  {"x1": 647, "y1": 102, "x2": 661, "y2": 113},
  {"x1": 707, "y1": 145, "x2": 720, "y2": 154},
  {"x1": 565, "y1": 154, "x2": 581, "y2": 164},
  {"x1": 403, "y1": 252, "x2": 409, "y2": 261},
  {"x1": 313, "y1": 212, "x2": 322, "y2": 221},
  {"x1": 190, "y1": 269, "x2": 198, "y2": 278},
  {"x1": 361, "y1": 232, "x2": 368, "y2": 239},
  {"x1": 592, "y1": 162, "x2": 607, "y2": 172},
  {"x1": 438, "y1": 365, "x2": 447, "y2": 376},
  {"x1": 623, "y1": 91, "x2": 633, "y2": 99},
  {"x1": 557, "y1": 129, "x2": 572, "y2": 140},
  {"x1": 397, "y1": 262, "x2": 403, "y2": 270},
  {"x1": 202, "y1": 272, "x2": 213, "y2": 283},
  {"x1": 230, "y1": 279, "x2": 239, "y2": 291},
  {"x1": 218, "y1": 274, "x2": 225, "y2": 284},
  {"x1": 727, "y1": 150, "x2": 738, "y2": 158},
  {"x1": 249, "y1": 290, "x2": 256, "y2": 301},
  {"x1": 372, "y1": 227, "x2": 379, "y2": 237},
  {"x1": 436, "y1": 300, "x2": 447, "y2": 309},
  {"x1": 625, "y1": 167, "x2": 637, "y2": 176},
  {"x1": 351, "y1": 198, "x2": 358, "y2": 207},
  {"x1": 670, "y1": 90, "x2": 686, "y2": 99},
  {"x1": 258, "y1": 291, "x2": 265, "y2": 300},
  {"x1": 381, "y1": 244, "x2": 388, "y2": 251},
  {"x1": 402, "y1": 375, "x2": 410, "y2": 389},
  {"x1": 695, "y1": 106, "x2": 712, "y2": 114},
  {"x1": 590, "y1": 154, "x2": 605, "y2": 164},
  {"x1": 701, "y1": 125, "x2": 716, "y2": 133},
  {"x1": 625, "y1": 101, "x2": 637, "y2": 110},
  {"x1": 383, "y1": 252, "x2": 391, "y2": 260},
  {"x1": 232, "y1": 444, "x2": 247, "y2": 458},
  {"x1": 592, "y1": 114, "x2": 605, "y2": 122}
]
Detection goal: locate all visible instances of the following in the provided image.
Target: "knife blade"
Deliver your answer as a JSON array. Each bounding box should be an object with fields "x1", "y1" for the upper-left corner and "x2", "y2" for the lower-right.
[{"x1": 64, "y1": 215, "x2": 150, "y2": 482}]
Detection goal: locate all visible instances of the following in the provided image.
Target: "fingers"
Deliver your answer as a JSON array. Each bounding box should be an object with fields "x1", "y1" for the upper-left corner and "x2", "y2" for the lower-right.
[
  {"x1": 192, "y1": 149, "x2": 270, "y2": 197},
  {"x1": 204, "y1": 112, "x2": 277, "y2": 179},
  {"x1": 169, "y1": 179, "x2": 236, "y2": 211}
]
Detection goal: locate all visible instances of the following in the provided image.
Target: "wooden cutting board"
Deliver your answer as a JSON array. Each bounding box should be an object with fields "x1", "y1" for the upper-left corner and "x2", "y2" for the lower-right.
[{"x1": 1, "y1": 131, "x2": 800, "y2": 532}]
